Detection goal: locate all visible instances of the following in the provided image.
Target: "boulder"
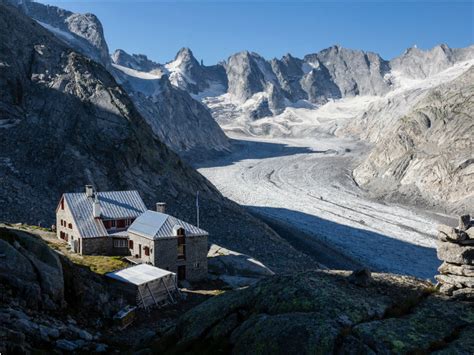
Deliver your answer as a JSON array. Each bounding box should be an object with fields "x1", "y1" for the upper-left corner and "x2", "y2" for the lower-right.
[
  {"x1": 437, "y1": 241, "x2": 474, "y2": 265},
  {"x1": 452, "y1": 288, "x2": 474, "y2": 301},
  {"x1": 437, "y1": 225, "x2": 467, "y2": 242},
  {"x1": 0, "y1": 228, "x2": 64, "y2": 308},
  {"x1": 159, "y1": 271, "x2": 438, "y2": 353},
  {"x1": 348, "y1": 268, "x2": 372, "y2": 287},
  {"x1": 466, "y1": 227, "x2": 474, "y2": 240},
  {"x1": 435, "y1": 274, "x2": 474, "y2": 288},
  {"x1": 458, "y1": 214, "x2": 471, "y2": 231},
  {"x1": 56, "y1": 339, "x2": 78, "y2": 351},
  {"x1": 207, "y1": 244, "x2": 274, "y2": 288},
  {"x1": 438, "y1": 262, "x2": 474, "y2": 277}
]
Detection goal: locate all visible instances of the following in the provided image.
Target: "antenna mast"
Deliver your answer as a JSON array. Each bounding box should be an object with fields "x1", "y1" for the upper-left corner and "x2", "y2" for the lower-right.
[{"x1": 196, "y1": 191, "x2": 200, "y2": 228}]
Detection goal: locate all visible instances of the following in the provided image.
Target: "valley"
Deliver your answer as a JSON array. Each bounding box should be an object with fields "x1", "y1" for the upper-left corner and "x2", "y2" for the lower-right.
[{"x1": 198, "y1": 133, "x2": 455, "y2": 280}]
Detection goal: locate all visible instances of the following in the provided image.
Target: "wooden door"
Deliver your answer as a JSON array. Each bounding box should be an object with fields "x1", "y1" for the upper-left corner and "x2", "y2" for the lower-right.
[{"x1": 177, "y1": 265, "x2": 186, "y2": 281}]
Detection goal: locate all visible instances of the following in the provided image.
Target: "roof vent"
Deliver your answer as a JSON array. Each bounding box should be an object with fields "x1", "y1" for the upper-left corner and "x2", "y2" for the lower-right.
[
  {"x1": 156, "y1": 202, "x2": 166, "y2": 214},
  {"x1": 85, "y1": 185, "x2": 94, "y2": 198},
  {"x1": 93, "y1": 195, "x2": 101, "y2": 219}
]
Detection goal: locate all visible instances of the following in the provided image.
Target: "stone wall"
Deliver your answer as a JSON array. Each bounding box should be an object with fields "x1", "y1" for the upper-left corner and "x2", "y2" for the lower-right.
[
  {"x1": 80, "y1": 237, "x2": 129, "y2": 256},
  {"x1": 128, "y1": 232, "x2": 208, "y2": 282},
  {"x1": 435, "y1": 214, "x2": 474, "y2": 301},
  {"x1": 56, "y1": 197, "x2": 79, "y2": 249}
]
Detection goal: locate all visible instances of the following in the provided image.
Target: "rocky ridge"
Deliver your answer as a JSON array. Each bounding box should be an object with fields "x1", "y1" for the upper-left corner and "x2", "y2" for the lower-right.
[
  {"x1": 150, "y1": 43, "x2": 473, "y2": 121},
  {"x1": 8, "y1": 0, "x2": 230, "y2": 158},
  {"x1": 436, "y1": 215, "x2": 474, "y2": 301}
]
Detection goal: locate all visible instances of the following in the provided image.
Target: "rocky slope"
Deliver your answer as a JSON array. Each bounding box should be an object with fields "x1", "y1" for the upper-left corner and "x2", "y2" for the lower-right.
[
  {"x1": 0, "y1": 2, "x2": 309, "y2": 273},
  {"x1": 111, "y1": 52, "x2": 230, "y2": 158},
  {"x1": 9, "y1": 0, "x2": 230, "y2": 159},
  {"x1": 353, "y1": 66, "x2": 474, "y2": 213},
  {"x1": 0, "y1": 226, "x2": 123, "y2": 353},
  {"x1": 154, "y1": 270, "x2": 474, "y2": 354}
]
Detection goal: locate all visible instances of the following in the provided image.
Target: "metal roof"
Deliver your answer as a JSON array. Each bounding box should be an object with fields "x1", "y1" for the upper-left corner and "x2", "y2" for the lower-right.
[
  {"x1": 106, "y1": 264, "x2": 175, "y2": 286},
  {"x1": 64, "y1": 190, "x2": 147, "y2": 238},
  {"x1": 128, "y1": 210, "x2": 209, "y2": 240}
]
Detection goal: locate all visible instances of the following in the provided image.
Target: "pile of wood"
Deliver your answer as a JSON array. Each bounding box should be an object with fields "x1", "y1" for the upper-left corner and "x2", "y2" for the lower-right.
[{"x1": 435, "y1": 214, "x2": 474, "y2": 301}]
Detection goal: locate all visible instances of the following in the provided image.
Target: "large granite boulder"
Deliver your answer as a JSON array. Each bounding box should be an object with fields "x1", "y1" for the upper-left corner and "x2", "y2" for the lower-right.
[
  {"x1": 0, "y1": 227, "x2": 64, "y2": 309},
  {"x1": 151, "y1": 270, "x2": 474, "y2": 354}
]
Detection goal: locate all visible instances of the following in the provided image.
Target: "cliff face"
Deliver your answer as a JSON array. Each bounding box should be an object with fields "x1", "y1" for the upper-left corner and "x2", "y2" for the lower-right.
[
  {"x1": 0, "y1": 3, "x2": 309, "y2": 273},
  {"x1": 353, "y1": 67, "x2": 474, "y2": 213}
]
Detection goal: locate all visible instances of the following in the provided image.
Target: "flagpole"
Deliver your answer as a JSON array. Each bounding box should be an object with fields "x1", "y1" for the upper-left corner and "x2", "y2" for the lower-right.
[{"x1": 196, "y1": 191, "x2": 200, "y2": 228}]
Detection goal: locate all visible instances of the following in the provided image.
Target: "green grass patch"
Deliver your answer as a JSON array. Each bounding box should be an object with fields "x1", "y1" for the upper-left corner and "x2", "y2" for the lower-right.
[{"x1": 67, "y1": 254, "x2": 128, "y2": 274}]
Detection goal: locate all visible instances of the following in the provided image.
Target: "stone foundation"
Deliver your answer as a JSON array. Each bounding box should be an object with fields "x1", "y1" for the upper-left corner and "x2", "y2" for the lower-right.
[{"x1": 435, "y1": 214, "x2": 474, "y2": 301}]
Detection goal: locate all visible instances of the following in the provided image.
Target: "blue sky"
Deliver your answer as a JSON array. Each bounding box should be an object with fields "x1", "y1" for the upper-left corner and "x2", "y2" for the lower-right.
[{"x1": 39, "y1": 1, "x2": 473, "y2": 65}]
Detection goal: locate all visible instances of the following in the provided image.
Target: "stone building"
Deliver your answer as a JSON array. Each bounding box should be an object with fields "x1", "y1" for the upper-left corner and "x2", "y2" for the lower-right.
[
  {"x1": 56, "y1": 185, "x2": 147, "y2": 255},
  {"x1": 128, "y1": 208, "x2": 208, "y2": 282}
]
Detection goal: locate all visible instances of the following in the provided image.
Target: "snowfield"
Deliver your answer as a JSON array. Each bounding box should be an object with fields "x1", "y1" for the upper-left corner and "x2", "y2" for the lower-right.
[{"x1": 198, "y1": 134, "x2": 453, "y2": 279}]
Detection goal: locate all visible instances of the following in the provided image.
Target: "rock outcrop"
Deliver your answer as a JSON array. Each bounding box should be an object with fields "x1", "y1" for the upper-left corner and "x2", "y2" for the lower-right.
[
  {"x1": 436, "y1": 215, "x2": 474, "y2": 301},
  {"x1": 153, "y1": 270, "x2": 474, "y2": 354},
  {"x1": 207, "y1": 244, "x2": 275, "y2": 288},
  {"x1": 0, "y1": 226, "x2": 121, "y2": 353},
  {"x1": 353, "y1": 66, "x2": 474, "y2": 213}
]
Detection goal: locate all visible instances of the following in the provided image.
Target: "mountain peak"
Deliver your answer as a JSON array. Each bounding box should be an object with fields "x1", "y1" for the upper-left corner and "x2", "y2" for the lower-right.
[{"x1": 176, "y1": 47, "x2": 195, "y2": 60}]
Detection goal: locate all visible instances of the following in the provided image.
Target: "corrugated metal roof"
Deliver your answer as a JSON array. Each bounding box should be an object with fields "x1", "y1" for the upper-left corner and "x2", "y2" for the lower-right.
[
  {"x1": 64, "y1": 190, "x2": 147, "y2": 238},
  {"x1": 106, "y1": 264, "x2": 175, "y2": 286},
  {"x1": 128, "y1": 210, "x2": 208, "y2": 240}
]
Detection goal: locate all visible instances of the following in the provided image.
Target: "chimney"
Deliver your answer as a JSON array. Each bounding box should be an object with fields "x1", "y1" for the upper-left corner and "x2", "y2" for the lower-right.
[
  {"x1": 93, "y1": 195, "x2": 101, "y2": 219},
  {"x1": 85, "y1": 185, "x2": 94, "y2": 198},
  {"x1": 156, "y1": 202, "x2": 166, "y2": 214}
]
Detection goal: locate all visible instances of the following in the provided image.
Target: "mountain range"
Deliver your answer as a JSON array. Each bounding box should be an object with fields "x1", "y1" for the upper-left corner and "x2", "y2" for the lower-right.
[{"x1": 3, "y1": 0, "x2": 474, "y2": 214}]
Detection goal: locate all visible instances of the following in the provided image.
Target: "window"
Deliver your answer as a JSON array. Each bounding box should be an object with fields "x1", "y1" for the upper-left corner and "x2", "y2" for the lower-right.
[
  {"x1": 61, "y1": 199, "x2": 64, "y2": 210},
  {"x1": 144, "y1": 246, "x2": 150, "y2": 256},
  {"x1": 113, "y1": 239, "x2": 127, "y2": 248},
  {"x1": 68, "y1": 223, "x2": 72, "y2": 229},
  {"x1": 117, "y1": 219, "x2": 126, "y2": 229},
  {"x1": 177, "y1": 235, "x2": 185, "y2": 260},
  {"x1": 128, "y1": 240, "x2": 134, "y2": 249}
]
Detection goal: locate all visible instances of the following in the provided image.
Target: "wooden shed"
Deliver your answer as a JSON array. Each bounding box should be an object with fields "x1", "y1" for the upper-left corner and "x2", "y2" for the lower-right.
[{"x1": 106, "y1": 264, "x2": 180, "y2": 309}]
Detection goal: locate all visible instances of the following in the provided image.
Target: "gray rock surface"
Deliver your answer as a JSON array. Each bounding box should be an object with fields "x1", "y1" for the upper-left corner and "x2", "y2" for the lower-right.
[
  {"x1": 207, "y1": 244, "x2": 274, "y2": 288},
  {"x1": 437, "y1": 241, "x2": 474, "y2": 265},
  {"x1": 436, "y1": 222, "x2": 474, "y2": 300},
  {"x1": 353, "y1": 66, "x2": 474, "y2": 213},
  {"x1": 390, "y1": 44, "x2": 474, "y2": 79},
  {"x1": 9, "y1": 0, "x2": 110, "y2": 67},
  {"x1": 154, "y1": 270, "x2": 474, "y2": 354}
]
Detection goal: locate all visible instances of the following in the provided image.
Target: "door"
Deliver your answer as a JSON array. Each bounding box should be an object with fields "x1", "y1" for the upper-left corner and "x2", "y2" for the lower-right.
[{"x1": 177, "y1": 265, "x2": 186, "y2": 281}]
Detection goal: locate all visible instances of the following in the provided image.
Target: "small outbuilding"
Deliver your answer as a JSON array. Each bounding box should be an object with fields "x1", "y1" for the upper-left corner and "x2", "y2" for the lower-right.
[{"x1": 106, "y1": 264, "x2": 180, "y2": 309}]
